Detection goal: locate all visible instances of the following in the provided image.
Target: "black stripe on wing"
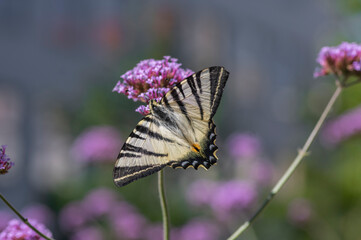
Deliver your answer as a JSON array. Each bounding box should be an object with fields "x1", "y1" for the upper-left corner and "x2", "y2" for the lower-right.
[
  {"x1": 114, "y1": 164, "x2": 166, "y2": 187},
  {"x1": 122, "y1": 143, "x2": 168, "y2": 157},
  {"x1": 135, "y1": 125, "x2": 174, "y2": 142},
  {"x1": 186, "y1": 75, "x2": 204, "y2": 120},
  {"x1": 208, "y1": 66, "x2": 229, "y2": 118},
  {"x1": 170, "y1": 89, "x2": 192, "y2": 125}
]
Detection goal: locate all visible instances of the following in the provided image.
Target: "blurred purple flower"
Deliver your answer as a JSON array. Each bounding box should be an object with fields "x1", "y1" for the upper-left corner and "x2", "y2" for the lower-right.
[
  {"x1": 187, "y1": 180, "x2": 257, "y2": 219},
  {"x1": 314, "y1": 42, "x2": 361, "y2": 79},
  {"x1": 287, "y1": 198, "x2": 312, "y2": 226},
  {"x1": 70, "y1": 226, "x2": 104, "y2": 240},
  {"x1": 109, "y1": 202, "x2": 147, "y2": 239},
  {"x1": 113, "y1": 56, "x2": 194, "y2": 115},
  {"x1": 81, "y1": 188, "x2": 117, "y2": 217},
  {"x1": 0, "y1": 210, "x2": 12, "y2": 231},
  {"x1": 71, "y1": 126, "x2": 122, "y2": 163},
  {"x1": 176, "y1": 219, "x2": 220, "y2": 240},
  {"x1": 0, "y1": 218, "x2": 53, "y2": 240},
  {"x1": 59, "y1": 201, "x2": 88, "y2": 231},
  {"x1": 186, "y1": 179, "x2": 219, "y2": 207},
  {"x1": 227, "y1": 133, "x2": 262, "y2": 159},
  {"x1": 249, "y1": 160, "x2": 274, "y2": 187},
  {"x1": 321, "y1": 106, "x2": 361, "y2": 146},
  {"x1": 0, "y1": 145, "x2": 14, "y2": 174},
  {"x1": 143, "y1": 224, "x2": 163, "y2": 240},
  {"x1": 211, "y1": 180, "x2": 257, "y2": 218},
  {"x1": 22, "y1": 204, "x2": 54, "y2": 225},
  {"x1": 111, "y1": 212, "x2": 146, "y2": 239}
]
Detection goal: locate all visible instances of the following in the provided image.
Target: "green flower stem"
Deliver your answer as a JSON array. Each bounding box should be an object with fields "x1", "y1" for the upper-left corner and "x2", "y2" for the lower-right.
[
  {"x1": 227, "y1": 84, "x2": 343, "y2": 240},
  {"x1": 158, "y1": 170, "x2": 170, "y2": 240},
  {"x1": 0, "y1": 193, "x2": 55, "y2": 240}
]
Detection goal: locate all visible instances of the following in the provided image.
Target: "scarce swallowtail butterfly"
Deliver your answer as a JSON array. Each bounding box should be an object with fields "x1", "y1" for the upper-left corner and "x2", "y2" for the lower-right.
[{"x1": 113, "y1": 66, "x2": 229, "y2": 187}]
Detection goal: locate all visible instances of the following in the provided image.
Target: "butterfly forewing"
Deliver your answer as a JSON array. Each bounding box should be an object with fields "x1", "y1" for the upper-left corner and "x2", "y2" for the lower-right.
[
  {"x1": 113, "y1": 66, "x2": 229, "y2": 187},
  {"x1": 161, "y1": 66, "x2": 229, "y2": 121}
]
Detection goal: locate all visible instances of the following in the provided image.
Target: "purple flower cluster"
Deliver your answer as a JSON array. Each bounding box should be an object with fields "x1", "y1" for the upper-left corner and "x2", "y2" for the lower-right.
[
  {"x1": 321, "y1": 106, "x2": 361, "y2": 146},
  {"x1": 113, "y1": 56, "x2": 194, "y2": 115},
  {"x1": 314, "y1": 42, "x2": 361, "y2": 79},
  {"x1": 0, "y1": 218, "x2": 53, "y2": 240},
  {"x1": 59, "y1": 187, "x2": 225, "y2": 239},
  {"x1": 60, "y1": 188, "x2": 148, "y2": 240},
  {"x1": 71, "y1": 126, "x2": 122, "y2": 163},
  {"x1": 0, "y1": 145, "x2": 14, "y2": 174},
  {"x1": 187, "y1": 179, "x2": 257, "y2": 220}
]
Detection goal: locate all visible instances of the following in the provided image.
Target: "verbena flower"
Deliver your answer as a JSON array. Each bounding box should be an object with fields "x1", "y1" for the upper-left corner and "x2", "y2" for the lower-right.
[
  {"x1": 113, "y1": 56, "x2": 194, "y2": 115},
  {"x1": 187, "y1": 180, "x2": 257, "y2": 220},
  {"x1": 0, "y1": 145, "x2": 14, "y2": 174},
  {"x1": 71, "y1": 126, "x2": 122, "y2": 163},
  {"x1": 109, "y1": 203, "x2": 147, "y2": 240},
  {"x1": 186, "y1": 179, "x2": 219, "y2": 207},
  {"x1": 211, "y1": 180, "x2": 257, "y2": 215},
  {"x1": 22, "y1": 204, "x2": 54, "y2": 226},
  {"x1": 81, "y1": 188, "x2": 117, "y2": 217},
  {"x1": 0, "y1": 218, "x2": 53, "y2": 240},
  {"x1": 175, "y1": 219, "x2": 220, "y2": 240},
  {"x1": 321, "y1": 106, "x2": 361, "y2": 146},
  {"x1": 227, "y1": 133, "x2": 262, "y2": 159},
  {"x1": 314, "y1": 42, "x2": 361, "y2": 81},
  {"x1": 59, "y1": 201, "x2": 88, "y2": 231}
]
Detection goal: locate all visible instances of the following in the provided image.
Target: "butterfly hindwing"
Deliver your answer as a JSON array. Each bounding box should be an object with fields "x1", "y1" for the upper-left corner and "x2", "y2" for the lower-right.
[{"x1": 113, "y1": 66, "x2": 229, "y2": 187}]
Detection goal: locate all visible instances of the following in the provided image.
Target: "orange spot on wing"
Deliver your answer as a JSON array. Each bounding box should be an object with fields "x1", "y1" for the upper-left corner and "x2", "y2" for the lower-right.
[{"x1": 191, "y1": 143, "x2": 201, "y2": 153}]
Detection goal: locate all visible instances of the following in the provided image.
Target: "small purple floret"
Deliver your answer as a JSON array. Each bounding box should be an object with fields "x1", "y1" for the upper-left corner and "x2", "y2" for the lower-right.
[
  {"x1": 0, "y1": 145, "x2": 14, "y2": 174},
  {"x1": 113, "y1": 56, "x2": 194, "y2": 115}
]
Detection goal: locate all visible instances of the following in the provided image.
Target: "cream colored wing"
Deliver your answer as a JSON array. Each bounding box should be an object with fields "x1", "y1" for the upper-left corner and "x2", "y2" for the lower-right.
[
  {"x1": 113, "y1": 115, "x2": 193, "y2": 187},
  {"x1": 160, "y1": 66, "x2": 229, "y2": 121}
]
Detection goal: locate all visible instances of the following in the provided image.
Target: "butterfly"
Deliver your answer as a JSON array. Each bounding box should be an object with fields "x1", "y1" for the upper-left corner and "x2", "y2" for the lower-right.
[{"x1": 113, "y1": 66, "x2": 229, "y2": 187}]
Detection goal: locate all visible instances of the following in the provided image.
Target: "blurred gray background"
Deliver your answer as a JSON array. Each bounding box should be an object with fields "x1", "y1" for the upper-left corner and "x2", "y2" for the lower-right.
[{"x1": 0, "y1": 0, "x2": 356, "y2": 209}]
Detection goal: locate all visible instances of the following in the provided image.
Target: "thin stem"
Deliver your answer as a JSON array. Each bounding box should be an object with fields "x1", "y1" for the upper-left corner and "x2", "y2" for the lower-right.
[
  {"x1": 0, "y1": 193, "x2": 55, "y2": 240},
  {"x1": 227, "y1": 85, "x2": 343, "y2": 240},
  {"x1": 158, "y1": 170, "x2": 170, "y2": 240}
]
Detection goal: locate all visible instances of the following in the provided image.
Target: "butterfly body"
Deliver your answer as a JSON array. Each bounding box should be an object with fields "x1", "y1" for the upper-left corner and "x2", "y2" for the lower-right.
[{"x1": 114, "y1": 66, "x2": 229, "y2": 187}]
